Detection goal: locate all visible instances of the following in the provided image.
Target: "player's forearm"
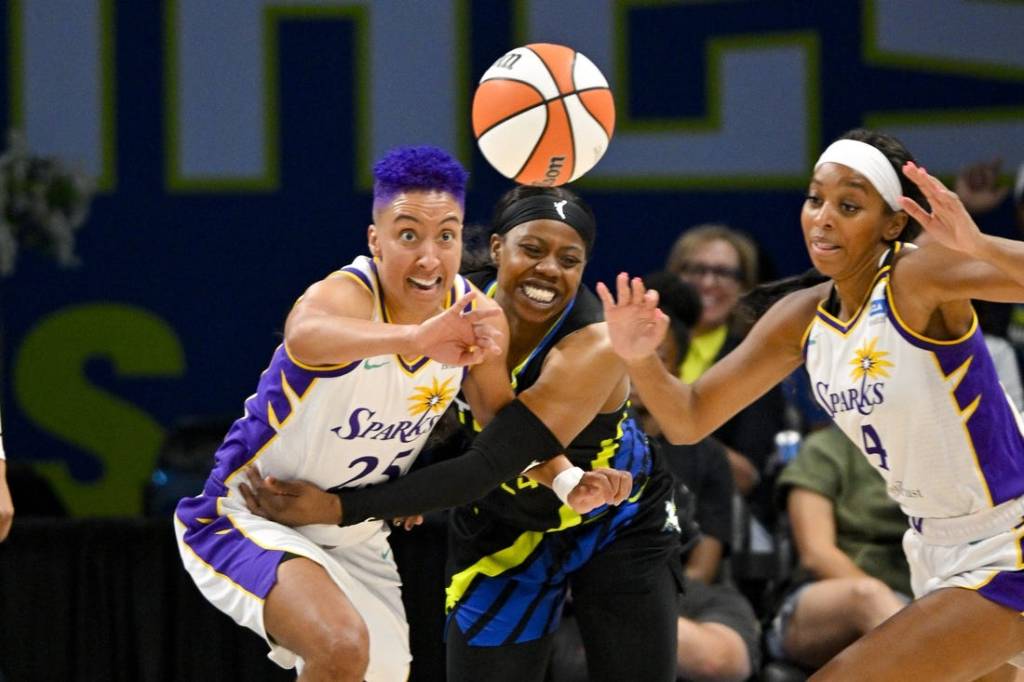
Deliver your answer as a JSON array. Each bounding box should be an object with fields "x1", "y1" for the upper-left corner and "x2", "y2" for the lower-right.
[
  {"x1": 337, "y1": 399, "x2": 565, "y2": 525},
  {"x1": 523, "y1": 455, "x2": 573, "y2": 487},
  {"x1": 973, "y1": 234, "x2": 1024, "y2": 291},
  {"x1": 285, "y1": 315, "x2": 419, "y2": 366},
  {"x1": 624, "y1": 354, "x2": 700, "y2": 444}
]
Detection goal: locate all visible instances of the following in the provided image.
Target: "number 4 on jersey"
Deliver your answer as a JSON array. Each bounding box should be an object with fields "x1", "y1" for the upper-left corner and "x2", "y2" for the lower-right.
[{"x1": 860, "y1": 424, "x2": 890, "y2": 471}]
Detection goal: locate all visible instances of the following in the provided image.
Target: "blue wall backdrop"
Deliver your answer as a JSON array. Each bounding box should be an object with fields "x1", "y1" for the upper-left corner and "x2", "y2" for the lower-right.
[{"x1": 3, "y1": 0, "x2": 1022, "y2": 515}]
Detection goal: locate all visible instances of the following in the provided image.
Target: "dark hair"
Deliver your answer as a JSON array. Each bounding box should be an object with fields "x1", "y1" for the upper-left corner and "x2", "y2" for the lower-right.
[
  {"x1": 372, "y1": 145, "x2": 468, "y2": 210},
  {"x1": 837, "y1": 128, "x2": 928, "y2": 242},
  {"x1": 460, "y1": 222, "x2": 495, "y2": 275},
  {"x1": 737, "y1": 268, "x2": 829, "y2": 329},
  {"x1": 642, "y1": 271, "x2": 702, "y2": 356}
]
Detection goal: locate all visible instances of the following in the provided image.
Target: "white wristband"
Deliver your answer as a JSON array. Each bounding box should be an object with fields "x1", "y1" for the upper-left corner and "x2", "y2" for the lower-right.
[{"x1": 552, "y1": 466, "x2": 585, "y2": 506}]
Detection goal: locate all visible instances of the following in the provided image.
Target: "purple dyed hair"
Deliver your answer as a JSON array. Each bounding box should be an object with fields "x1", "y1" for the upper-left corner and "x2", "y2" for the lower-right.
[{"x1": 372, "y1": 145, "x2": 468, "y2": 212}]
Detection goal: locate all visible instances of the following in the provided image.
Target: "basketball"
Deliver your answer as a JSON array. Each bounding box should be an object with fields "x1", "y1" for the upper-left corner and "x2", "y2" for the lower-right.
[{"x1": 472, "y1": 43, "x2": 615, "y2": 187}]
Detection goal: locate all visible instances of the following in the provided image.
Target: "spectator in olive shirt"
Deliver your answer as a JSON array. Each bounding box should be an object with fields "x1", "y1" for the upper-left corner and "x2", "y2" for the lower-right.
[{"x1": 765, "y1": 425, "x2": 911, "y2": 670}]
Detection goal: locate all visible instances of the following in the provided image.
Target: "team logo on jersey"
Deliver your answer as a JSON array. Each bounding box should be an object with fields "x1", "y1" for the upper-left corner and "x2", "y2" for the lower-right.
[
  {"x1": 407, "y1": 376, "x2": 456, "y2": 416},
  {"x1": 662, "y1": 499, "x2": 682, "y2": 534},
  {"x1": 329, "y1": 377, "x2": 454, "y2": 443},
  {"x1": 815, "y1": 337, "x2": 892, "y2": 417},
  {"x1": 849, "y1": 337, "x2": 893, "y2": 382}
]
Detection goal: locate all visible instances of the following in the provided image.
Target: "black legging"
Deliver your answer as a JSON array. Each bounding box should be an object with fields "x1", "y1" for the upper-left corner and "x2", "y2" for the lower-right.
[{"x1": 447, "y1": 551, "x2": 680, "y2": 682}]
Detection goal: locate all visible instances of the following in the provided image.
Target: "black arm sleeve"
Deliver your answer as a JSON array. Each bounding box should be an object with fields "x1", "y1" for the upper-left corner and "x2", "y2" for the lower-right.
[{"x1": 337, "y1": 399, "x2": 563, "y2": 526}]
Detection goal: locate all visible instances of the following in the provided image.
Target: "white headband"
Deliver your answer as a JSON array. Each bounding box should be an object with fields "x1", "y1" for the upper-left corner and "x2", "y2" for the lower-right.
[{"x1": 814, "y1": 139, "x2": 903, "y2": 211}]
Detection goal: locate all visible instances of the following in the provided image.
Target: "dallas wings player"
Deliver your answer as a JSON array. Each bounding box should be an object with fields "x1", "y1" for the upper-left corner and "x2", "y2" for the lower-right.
[
  {"x1": 598, "y1": 129, "x2": 1024, "y2": 680},
  {"x1": 174, "y1": 147, "x2": 562, "y2": 682}
]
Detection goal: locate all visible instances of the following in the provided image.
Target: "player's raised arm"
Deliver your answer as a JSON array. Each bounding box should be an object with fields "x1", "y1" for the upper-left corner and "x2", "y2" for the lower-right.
[
  {"x1": 598, "y1": 272, "x2": 811, "y2": 444},
  {"x1": 286, "y1": 278, "x2": 499, "y2": 368}
]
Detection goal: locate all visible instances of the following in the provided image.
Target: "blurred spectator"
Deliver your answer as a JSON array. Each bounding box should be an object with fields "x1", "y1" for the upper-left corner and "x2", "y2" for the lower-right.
[
  {"x1": 666, "y1": 224, "x2": 788, "y2": 532},
  {"x1": 765, "y1": 425, "x2": 910, "y2": 672}
]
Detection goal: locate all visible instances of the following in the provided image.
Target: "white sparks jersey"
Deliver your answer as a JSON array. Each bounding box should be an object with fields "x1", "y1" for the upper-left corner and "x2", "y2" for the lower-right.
[
  {"x1": 207, "y1": 256, "x2": 470, "y2": 545},
  {"x1": 803, "y1": 244, "x2": 1024, "y2": 520}
]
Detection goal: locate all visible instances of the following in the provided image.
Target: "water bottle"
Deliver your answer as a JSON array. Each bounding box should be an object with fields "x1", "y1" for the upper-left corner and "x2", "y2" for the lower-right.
[{"x1": 774, "y1": 429, "x2": 802, "y2": 466}]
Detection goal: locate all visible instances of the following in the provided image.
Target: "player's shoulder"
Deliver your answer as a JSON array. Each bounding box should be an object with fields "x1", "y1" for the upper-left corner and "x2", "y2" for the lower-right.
[
  {"x1": 553, "y1": 320, "x2": 616, "y2": 362},
  {"x1": 768, "y1": 281, "x2": 830, "y2": 331},
  {"x1": 299, "y1": 268, "x2": 375, "y2": 319}
]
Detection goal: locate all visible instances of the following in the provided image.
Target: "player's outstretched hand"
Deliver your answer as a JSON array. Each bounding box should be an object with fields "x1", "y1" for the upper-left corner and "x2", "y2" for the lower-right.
[
  {"x1": 901, "y1": 161, "x2": 985, "y2": 257},
  {"x1": 413, "y1": 290, "x2": 505, "y2": 366},
  {"x1": 596, "y1": 273, "x2": 669, "y2": 362},
  {"x1": 240, "y1": 467, "x2": 341, "y2": 526},
  {"x1": 566, "y1": 467, "x2": 633, "y2": 514}
]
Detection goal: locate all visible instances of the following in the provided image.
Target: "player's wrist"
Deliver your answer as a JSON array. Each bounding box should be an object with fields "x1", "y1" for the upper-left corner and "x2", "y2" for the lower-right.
[{"x1": 552, "y1": 466, "x2": 585, "y2": 506}]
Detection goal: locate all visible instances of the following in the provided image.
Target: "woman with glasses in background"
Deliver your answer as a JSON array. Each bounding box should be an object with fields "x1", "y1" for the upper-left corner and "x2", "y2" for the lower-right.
[{"x1": 666, "y1": 225, "x2": 788, "y2": 536}]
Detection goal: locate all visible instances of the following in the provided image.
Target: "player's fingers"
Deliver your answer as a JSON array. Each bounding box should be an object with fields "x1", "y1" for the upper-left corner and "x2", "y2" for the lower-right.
[
  {"x1": 461, "y1": 306, "x2": 500, "y2": 322},
  {"x1": 450, "y1": 290, "x2": 478, "y2": 313},
  {"x1": 474, "y1": 335, "x2": 502, "y2": 357},
  {"x1": 266, "y1": 476, "x2": 304, "y2": 497},
  {"x1": 612, "y1": 470, "x2": 633, "y2": 504},
  {"x1": 403, "y1": 515, "x2": 424, "y2": 531},
  {"x1": 462, "y1": 346, "x2": 485, "y2": 365},
  {"x1": 595, "y1": 281, "x2": 616, "y2": 309},
  {"x1": 643, "y1": 288, "x2": 660, "y2": 310},
  {"x1": 471, "y1": 321, "x2": 503, "y2": 342},
  {"x1": 239, "y1": 482, "x2": 263, "y2": 516},
  {"x1": 898, "y1": 196, "x2": 932, "y2": 227},
  {"x1": 629, "y1": 276, "x2": 646, "y2": 305},
  {"x1": 616, "y1": 272, "x2": 632, "y2": 305},
  {"x1": 243, "y1": 466, "x2": 262, "y2": 488}
]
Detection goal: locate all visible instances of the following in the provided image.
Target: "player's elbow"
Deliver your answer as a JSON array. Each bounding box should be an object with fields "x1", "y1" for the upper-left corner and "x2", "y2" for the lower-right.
[
  {"x1": 661, "y1": 423, "x2": 703, "y2": 446},
  {"x1": 284, "y1": 318, "x2": 325, "y2": 366}
]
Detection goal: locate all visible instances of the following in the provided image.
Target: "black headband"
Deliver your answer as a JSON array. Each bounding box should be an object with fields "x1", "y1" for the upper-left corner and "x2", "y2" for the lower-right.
[{"x1": 493, "y1": 195, "x2": 596, "y2": 255}]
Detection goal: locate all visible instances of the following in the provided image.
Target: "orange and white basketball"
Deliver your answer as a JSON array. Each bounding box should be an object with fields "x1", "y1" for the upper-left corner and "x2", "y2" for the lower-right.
[{"x1": 472, "y1": 43, "x2": 615, "y2": 186}]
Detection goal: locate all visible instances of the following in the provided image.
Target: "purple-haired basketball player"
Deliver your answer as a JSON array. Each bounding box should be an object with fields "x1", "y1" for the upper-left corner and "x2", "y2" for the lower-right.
[
  {"x1": 598, "y1": 129, "x2": 1024, "y2": 680},
  {"x1": 174, "y1": 147, "x2": 623, "y2": 682}
]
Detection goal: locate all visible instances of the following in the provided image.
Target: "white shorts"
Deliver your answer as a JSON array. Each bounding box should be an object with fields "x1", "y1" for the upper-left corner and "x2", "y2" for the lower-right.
[
  {"x1": 904, "y1": 520, "x2": 1024, "y2": 668},
  {"x1": 174, "y1": 494, "x2": 410, "y2": 681}
]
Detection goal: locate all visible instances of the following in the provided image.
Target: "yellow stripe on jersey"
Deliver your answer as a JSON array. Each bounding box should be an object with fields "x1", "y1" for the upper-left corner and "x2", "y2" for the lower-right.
[
  {"x1": 927, "y1": 351, "x2": 994, "y2": 507},
  {"x1": 445, "y1": 505, "x2": 586, "y2": 613},
  {"x1": 267, "y1": 401, "x2": 282, "y2": 431},
  {"x1": 284, "y1": 343, "x2": 358, "y2": 372},
  {"x1": 815, "y1": 266, "x2": 891, "y2": 336},
  {"x1": 590, "y1": 411, "x2": 626, "y2": 470},
  {"x1": 445, "y1": 532, "x2": 545, "y2": 612},
  {"x1": 280, "y1": 370, "x2": 303, "y2": 412},
  {"x1": 885, "y1": 279, "x2": 978, "y2": 346},
  {"x1": 336, "y1": 269, "x2": 374, "y2": 294}
]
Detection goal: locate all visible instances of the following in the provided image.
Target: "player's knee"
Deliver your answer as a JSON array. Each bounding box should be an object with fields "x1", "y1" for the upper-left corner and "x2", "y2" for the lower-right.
[{"x1": 306, "y1": 621, "x2": 370, "y2": 681}]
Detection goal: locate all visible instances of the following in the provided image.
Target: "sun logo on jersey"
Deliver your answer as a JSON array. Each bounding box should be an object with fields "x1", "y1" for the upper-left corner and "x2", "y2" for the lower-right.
[
  {"x1": 408, "y1": 376, "x2": 456, "y2": 416},
  {"x1": 849, "y1": 337, "x2": 894, "y2": 383}
]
